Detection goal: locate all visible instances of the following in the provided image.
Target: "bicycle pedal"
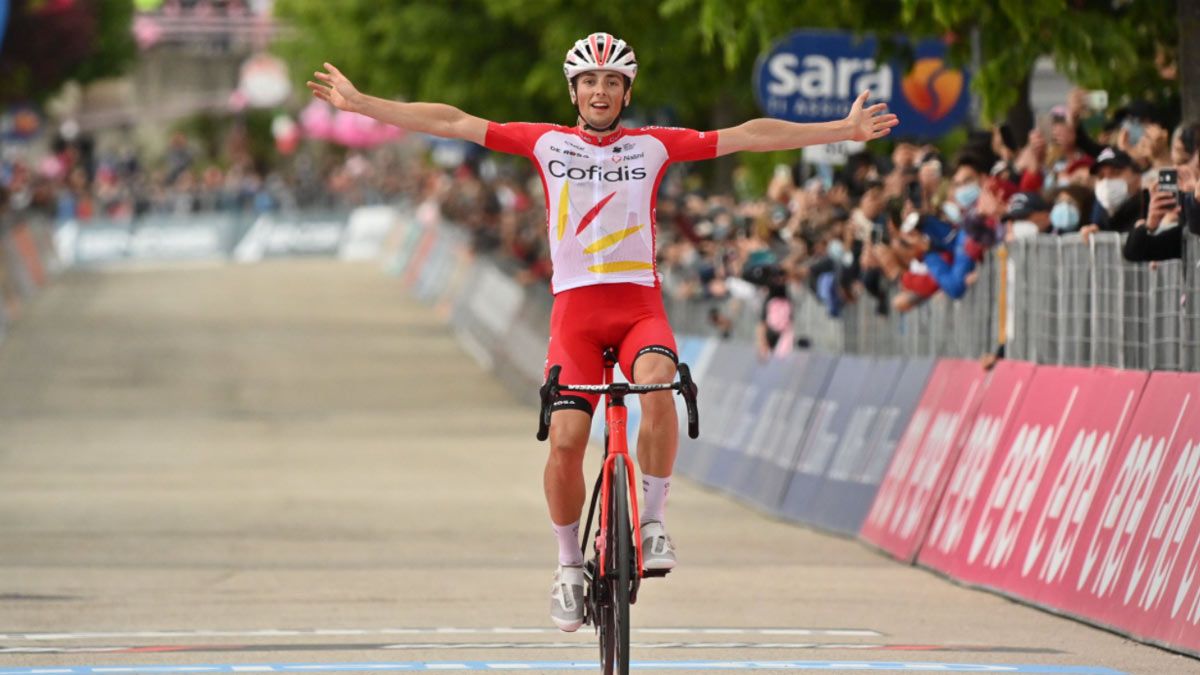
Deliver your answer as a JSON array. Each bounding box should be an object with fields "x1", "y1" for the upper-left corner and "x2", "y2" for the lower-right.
[{"x1": 641, "y1": 568, "x2": 670, "y2": 578}]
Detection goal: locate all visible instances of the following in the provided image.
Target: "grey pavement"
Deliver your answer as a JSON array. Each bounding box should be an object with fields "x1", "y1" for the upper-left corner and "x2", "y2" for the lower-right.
[{"x1": 0, "y1": 261, "x2": 1195, "y2": 674}]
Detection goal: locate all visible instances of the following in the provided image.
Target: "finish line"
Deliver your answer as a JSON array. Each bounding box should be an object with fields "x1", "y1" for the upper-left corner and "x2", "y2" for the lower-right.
[{"x1": 0, "y1": 662, "x2": 1126, "y2": 674}]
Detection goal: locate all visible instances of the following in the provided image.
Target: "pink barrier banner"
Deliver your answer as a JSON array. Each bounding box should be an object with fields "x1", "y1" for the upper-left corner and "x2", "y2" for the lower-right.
[
  {"x1": 859, "y1": 359, "x2": 988, "y2": 561},
  {"x1": 917, "y1": 360, "x2": 1039, "y2": 577},
  {"x1": 1037, "y1": 372, "x2": 1200, "y2": 655},
  {"x1": 999, "y1": 369, "x2": 1147, "y2": 601}
]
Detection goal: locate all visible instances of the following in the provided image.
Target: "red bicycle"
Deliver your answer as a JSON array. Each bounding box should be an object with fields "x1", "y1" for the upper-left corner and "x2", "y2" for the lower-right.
[{"x1": 537, "y1": 348, "x2": 699, "y2": 675}]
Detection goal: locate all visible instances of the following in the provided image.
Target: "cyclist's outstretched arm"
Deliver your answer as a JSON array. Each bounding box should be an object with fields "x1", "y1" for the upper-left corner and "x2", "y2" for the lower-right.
[
  {"x1": 714, "y1": 90, "x2": 897, "y2": 157},
  {"x1": 307, "y1": 62, "x2": 488, "y2": 145}
]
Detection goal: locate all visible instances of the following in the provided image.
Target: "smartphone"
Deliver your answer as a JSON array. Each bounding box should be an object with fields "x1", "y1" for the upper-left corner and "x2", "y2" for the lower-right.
[
  {"x1": 1158, "y1": 168, "x2": 1179, "y2": 194},
  {"x1": 1085, "y1": 90, "x2": 1109, "y2": 112},
  {"x1": 1158, "y1": 168, "x2": 1182, "y2": 209},
  {"x1": 999, "y1": 124, "x2": 1019, "y2": 152}
]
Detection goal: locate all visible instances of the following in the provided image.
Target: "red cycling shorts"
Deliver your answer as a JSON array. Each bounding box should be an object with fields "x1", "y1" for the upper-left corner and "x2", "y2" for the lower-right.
[{"x1": 546, "y1": 282, "x2": 678, "y2": 416}]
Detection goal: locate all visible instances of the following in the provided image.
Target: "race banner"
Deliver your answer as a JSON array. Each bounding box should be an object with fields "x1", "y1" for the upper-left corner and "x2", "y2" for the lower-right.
[
  {"x1": 907, "y1": 360, "x2": 1032, "y2": 564},
  {"x1": 918, "y1": 366, "x2": 1114, "y2": 584},
  {"x1": 675, "y1": 341, "x2": 758, "y2": 481},
  {"x1": 811, "y1": 356, "x2": 934, "y2": 534},
  {"x1": 1031, "y1": 371, "x2": 1200, "y2": 655},
  {"x1": 858, "y1": 359, "x2": 988, "y2": 559},
  {"x1": 706, "y1": 354, "x2": 796, "y2": 494},
  {"x1": 738, "y1": 352, "x2": 839, "y2": 513},
  {"x1": 777, "y1": 356, "x2": 875, "y2": 522}
]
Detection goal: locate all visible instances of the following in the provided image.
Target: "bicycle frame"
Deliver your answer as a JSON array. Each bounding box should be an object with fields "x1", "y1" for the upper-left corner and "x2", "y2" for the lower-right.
[{"x1": 596, "y1": 357, "x2": 644, "y2": 579}]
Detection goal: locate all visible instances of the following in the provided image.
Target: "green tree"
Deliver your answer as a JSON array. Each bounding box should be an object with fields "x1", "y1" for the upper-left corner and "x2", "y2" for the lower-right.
[
  {"x1": 0, "y1": 0, "x2": 137, "y2": 105},
  {"x1": 273, "y1": 0, "x2": 779, "y2": 190},
  {"x1": 274, "y1": 0, "x2": 761, "y2": 131}
]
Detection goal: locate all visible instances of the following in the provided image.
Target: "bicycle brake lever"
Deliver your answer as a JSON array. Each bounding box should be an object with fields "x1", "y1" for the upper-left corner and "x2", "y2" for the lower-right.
[
  {"x1": 537, "y1": 365, "x2": 562, "y2": 441},
  {"x1": 675, "y1": 363, "x2": 700, "y2": 439}
]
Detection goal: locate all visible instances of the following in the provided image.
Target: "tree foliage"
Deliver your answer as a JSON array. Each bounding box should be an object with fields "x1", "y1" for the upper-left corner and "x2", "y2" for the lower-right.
[
  {"x1": 273, "y1": 0, "x2": 768, "y2": 130},
  {"x1": 0, "y1": 0, "x2": 137, "y2": 105},
  {"x1": 274, "y1": 0, "x2": 1180, "y2": 131}
]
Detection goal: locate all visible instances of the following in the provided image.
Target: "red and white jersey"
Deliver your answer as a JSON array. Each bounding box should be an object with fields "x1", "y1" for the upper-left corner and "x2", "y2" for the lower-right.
[{"x1": 484, "y1": 122, "x2": 718, "y2": 293}]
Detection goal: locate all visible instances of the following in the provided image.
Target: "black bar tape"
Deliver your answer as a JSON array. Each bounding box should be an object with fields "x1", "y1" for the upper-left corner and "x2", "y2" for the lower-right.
[
  {"x1": 552, "y1": 395, "x2": 594, "y2": 416},
  {"x1": 634, "y1": 344, "x2": 678, "y2": 367}
]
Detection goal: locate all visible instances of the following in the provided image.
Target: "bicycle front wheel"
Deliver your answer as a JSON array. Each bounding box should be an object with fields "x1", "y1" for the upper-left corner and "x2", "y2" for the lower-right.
[{"x1": 599, "y1": 455, "x2": 632, "y2": 675}]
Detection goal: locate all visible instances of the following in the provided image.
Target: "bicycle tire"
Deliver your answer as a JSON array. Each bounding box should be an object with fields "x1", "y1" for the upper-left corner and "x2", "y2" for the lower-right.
[{"x1": 599, "y1": 455, "x2": 632, "y2": 675}]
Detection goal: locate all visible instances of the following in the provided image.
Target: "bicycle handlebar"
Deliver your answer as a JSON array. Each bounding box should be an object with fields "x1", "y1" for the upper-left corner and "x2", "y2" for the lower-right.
[{"x1": 536, "y1": 362, "x2": 700, "y2": 441}]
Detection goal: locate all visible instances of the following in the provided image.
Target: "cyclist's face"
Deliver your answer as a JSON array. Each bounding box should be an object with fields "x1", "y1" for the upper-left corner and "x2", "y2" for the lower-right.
[{"x1": 572, "y1": 71, "x2": 630, "y2": 127}]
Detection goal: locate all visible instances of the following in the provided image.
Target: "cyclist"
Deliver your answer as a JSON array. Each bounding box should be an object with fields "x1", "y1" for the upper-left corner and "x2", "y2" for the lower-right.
[{"x1": 308, "y1": 32, "x2": 897, "y2": 633}]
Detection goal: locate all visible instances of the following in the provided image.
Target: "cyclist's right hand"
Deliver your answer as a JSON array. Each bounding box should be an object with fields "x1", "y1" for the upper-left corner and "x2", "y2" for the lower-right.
[{"x1": 308, "y1": 63, "x2": 361, "y2": 112}]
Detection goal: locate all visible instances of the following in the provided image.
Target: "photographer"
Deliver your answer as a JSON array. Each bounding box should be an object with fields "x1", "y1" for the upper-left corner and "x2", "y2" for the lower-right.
[{"x1": 1123, "y1": 125, "x2": 1200, "y2": 262}]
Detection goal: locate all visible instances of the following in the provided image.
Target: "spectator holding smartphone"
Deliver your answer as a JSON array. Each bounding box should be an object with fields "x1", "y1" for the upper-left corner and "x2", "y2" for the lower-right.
[{"x1": 1122, "y1": 126, "x2": 1200, "y2": 262}]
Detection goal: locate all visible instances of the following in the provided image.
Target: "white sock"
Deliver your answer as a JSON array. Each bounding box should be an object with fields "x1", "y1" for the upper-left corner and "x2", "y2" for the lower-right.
[
  {"x1": 553, "y1": 521, "x2": 583, "y2": 566},
  {"x1": 641, "y1": 474, "x2": 670, "y2": 525}
]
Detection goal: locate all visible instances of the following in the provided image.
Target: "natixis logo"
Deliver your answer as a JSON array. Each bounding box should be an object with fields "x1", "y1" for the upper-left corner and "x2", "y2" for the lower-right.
[{"x1": 900, "y1": 58, "x2": 965, "y2": 122}]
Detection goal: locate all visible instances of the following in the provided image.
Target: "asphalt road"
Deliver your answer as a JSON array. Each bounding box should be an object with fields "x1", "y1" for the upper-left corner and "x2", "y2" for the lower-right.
[{"x1": 0, "y1": 261, "x2": 1195, "y2": 674}]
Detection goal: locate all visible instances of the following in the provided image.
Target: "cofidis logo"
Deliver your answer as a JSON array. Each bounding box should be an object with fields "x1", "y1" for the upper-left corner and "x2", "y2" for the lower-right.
[{"x1": 754, "y1": 30, "x2": 970, "y2": 138}]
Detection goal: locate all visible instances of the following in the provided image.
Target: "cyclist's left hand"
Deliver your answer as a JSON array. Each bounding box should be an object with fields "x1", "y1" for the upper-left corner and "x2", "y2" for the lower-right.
[{"x1": 846, "y1": 90, "x2": 899, "y2": 142}]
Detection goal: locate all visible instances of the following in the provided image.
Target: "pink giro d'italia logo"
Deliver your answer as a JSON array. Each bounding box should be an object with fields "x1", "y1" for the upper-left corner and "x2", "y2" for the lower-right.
[{"x1": 901, "y1": 58, "x2": 964, "y2": 122}]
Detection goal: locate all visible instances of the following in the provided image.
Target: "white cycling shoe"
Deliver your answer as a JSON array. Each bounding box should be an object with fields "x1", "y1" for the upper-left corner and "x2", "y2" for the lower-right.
[
  {"x1": 549, "y1": 564, "x2": 585, "y2": 632},
  {"x1": 640, "y1": 520, "x2": 677, "y2": 571}
]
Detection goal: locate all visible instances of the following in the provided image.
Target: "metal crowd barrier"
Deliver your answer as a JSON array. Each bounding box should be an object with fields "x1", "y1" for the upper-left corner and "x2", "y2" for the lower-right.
[{"x1": 675, "y1": 230, "x2": 1200, "y2": 371}]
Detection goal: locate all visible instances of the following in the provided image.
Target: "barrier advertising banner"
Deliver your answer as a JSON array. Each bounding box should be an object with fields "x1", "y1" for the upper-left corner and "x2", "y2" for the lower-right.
[
  {"x1": 1022, "y1": 371, "x2": 1200, "y2": 655},
  {"x1": 705, "y1": 355, "x2": 794, "y2": 492},
  {"x1": 919, "y1": 365, "x2": 1109, "y2": 583},
  {"x1": 339, "y1": 206, "x2": 397, "y2": 261},
  {"x1": 811, "y1": 356, "x2": 934, "y2": 534},
  {"x1": 675, "y1": 341, "x2": 758, "y2": 480},
  {"x1": 860, "y1": 360, "x2": 1012, "y2": 562},
  {"x1": 738, "y1": 352, "x2": 839, "y2": 512},
  {"x1": 777, "y1": 356, "x2": 874, "y2": 522},
  {"x1": 996, "y1": 369, "x2": 1148, "y2": 602},
  {"x1": 916, "y1": 360, "x2": 1042, "y2": 574}
]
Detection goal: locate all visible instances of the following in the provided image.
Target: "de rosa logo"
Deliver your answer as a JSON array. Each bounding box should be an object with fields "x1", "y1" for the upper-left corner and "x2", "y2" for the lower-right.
[{"x1": 754, "y1": 29, "x2": 970, "y2": 138}]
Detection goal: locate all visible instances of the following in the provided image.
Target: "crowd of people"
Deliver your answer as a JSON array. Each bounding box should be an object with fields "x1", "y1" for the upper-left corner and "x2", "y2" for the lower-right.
[
  {"x1": 4, "y1": 87, "x2": 1197, "y2": 360},
  {"x1": 0, "y1": 128, "x2": 410, "y2": 228}
]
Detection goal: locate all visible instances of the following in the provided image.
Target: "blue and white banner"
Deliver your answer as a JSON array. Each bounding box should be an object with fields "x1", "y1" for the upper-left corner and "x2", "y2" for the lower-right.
[{"x1": 754, "y1": 30, "x2": 971, "y2": 139}]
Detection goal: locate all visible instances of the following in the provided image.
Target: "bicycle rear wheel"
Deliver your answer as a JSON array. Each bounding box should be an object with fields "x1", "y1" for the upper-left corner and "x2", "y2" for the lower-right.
[{"x1": 599, "y1": 455, "x2": 632, "y2": 675}]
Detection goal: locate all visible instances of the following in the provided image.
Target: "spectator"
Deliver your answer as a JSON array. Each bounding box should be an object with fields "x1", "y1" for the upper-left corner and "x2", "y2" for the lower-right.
[
  {"x1": 1082, "y1": 146, "x2": 1146, "y2": 235},
  {"x1": 1002, "y1": 191, "x2": 1052, "y2": 241},
  {"x1": 1048, "y1": 184, "x2": 1094, "y2": 234},
  {"x1": 754, "y1": 265, "x2": 794, "y2": 360}
]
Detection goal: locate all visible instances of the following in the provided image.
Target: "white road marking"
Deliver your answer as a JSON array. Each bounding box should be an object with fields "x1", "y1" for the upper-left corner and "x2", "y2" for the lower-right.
[{"x1": 0, "y1": 627, "x2": 883, "y2": 641}]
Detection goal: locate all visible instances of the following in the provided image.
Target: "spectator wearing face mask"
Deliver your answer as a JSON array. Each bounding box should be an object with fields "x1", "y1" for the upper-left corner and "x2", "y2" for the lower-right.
[
  {"x1": 1123, "y1": 133, "x2": 1200, "y2": 262},
  {"x1": 1002, "y1": 191, "x2": 1052, "y2": 241},
  {"x1": 1122, "y1": 181, "x2": 1184, "y2": 262},
  {"x1": 1047, "y1": 185, "x2": 1094, "y2": 234},
  {"x1": 1082, "y1": 146, "x2": 1146, "y2": 235},
  {"x1": 944, "y1": 155, "x2": 988, "y2": 224}
]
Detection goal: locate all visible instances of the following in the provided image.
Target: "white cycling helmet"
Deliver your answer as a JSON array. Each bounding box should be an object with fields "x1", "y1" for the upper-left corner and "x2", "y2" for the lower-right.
[{"x1": 563, "y1": 32, "x2": 638, "y2": 84}]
